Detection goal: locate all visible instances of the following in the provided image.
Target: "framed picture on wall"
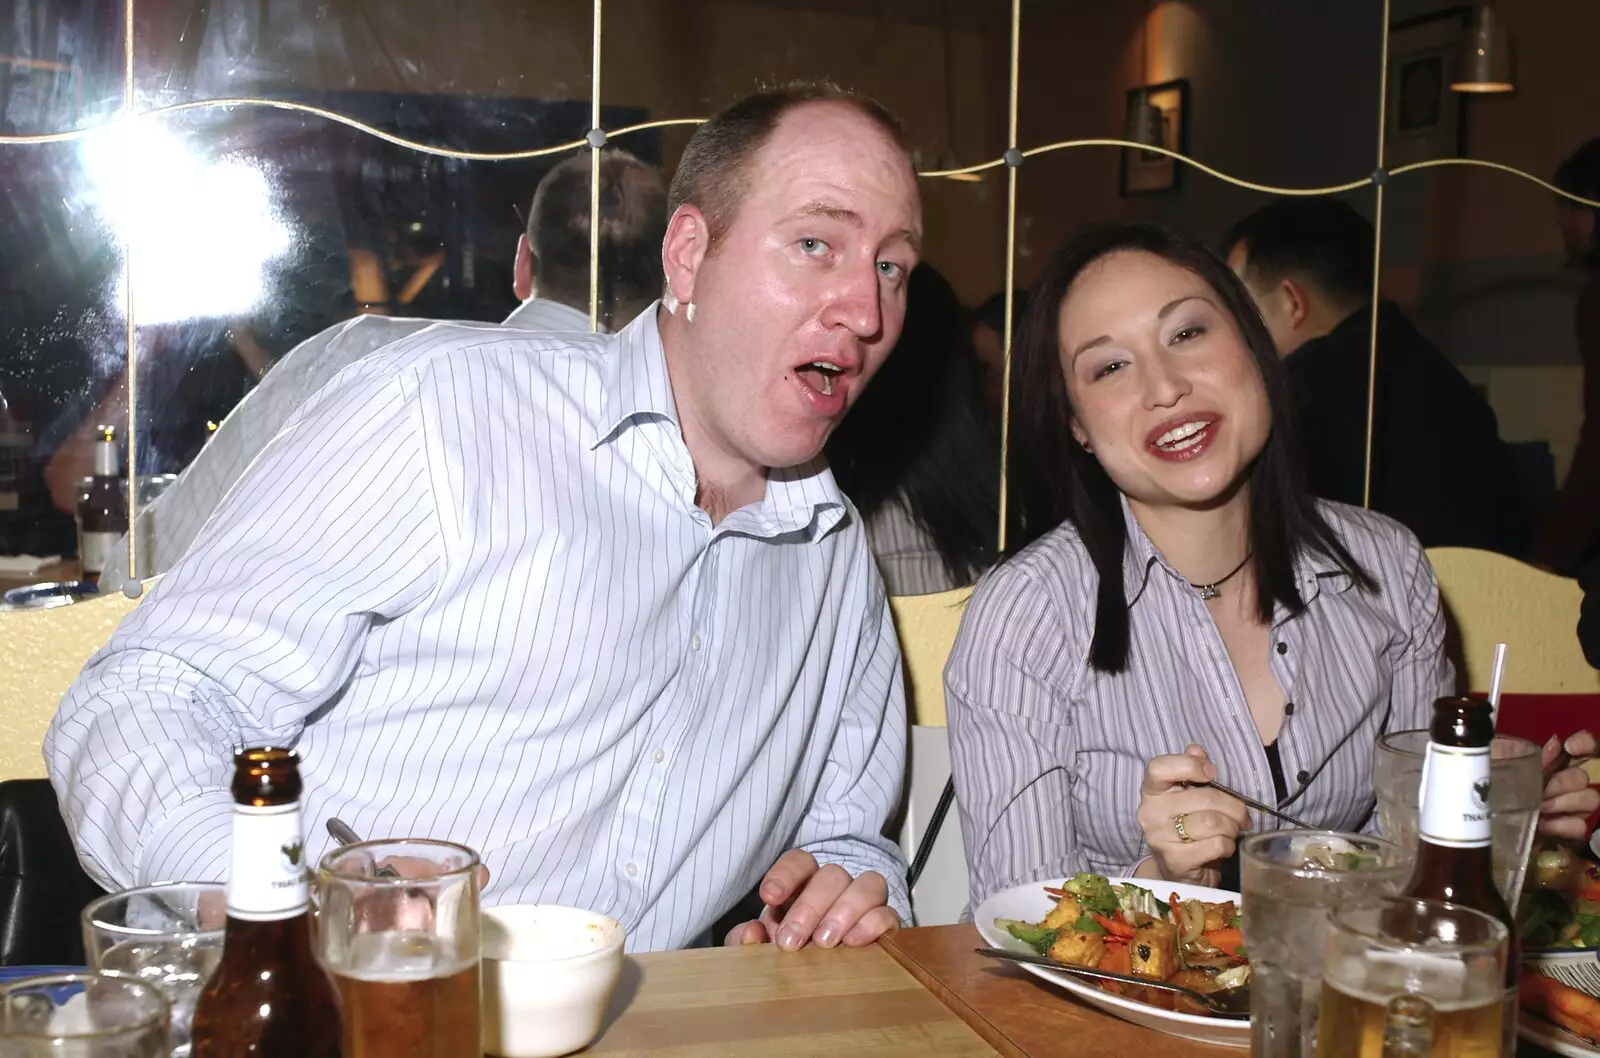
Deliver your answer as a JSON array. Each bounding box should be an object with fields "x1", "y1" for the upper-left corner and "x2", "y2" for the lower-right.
[
  {"x1": 1120, "y1": 79, "x2": 1189, "y2": 197},
  {"x1": 1385, "y1": 8, "x2": 1470, "y2": 167}
]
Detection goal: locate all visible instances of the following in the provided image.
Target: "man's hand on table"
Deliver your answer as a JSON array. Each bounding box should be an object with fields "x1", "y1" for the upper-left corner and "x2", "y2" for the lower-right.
[{"x1": 721, "y1": 849, "x2": 899, "y2": 951}]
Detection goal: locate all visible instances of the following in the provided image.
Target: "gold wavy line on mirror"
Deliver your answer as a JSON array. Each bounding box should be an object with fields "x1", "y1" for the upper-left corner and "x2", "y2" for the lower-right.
[
  {"x1": 7, "y1": 102, "x2": 1597, "y2": 210},
  {"x1": 1021, "y1": 139, "x2": 1374, "y2": 195},
  {"x1": 1390, "y1": 157, "x2": 1600, "y2": 208}
]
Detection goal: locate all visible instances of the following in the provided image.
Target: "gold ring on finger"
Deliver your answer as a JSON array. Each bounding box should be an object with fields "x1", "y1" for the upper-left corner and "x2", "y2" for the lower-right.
[{"x1": 1173, "y1": 812, "x2": 1194, "y2": 843}]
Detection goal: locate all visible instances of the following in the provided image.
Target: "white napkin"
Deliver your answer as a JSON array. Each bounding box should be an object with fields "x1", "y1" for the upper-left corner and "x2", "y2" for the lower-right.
[{"x1": 0, "y1": 554, "x2": 61, "y2": 576}]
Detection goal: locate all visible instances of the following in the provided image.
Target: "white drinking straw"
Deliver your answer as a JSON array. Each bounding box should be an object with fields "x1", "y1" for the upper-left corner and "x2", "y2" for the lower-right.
[{"x1": 1487, "y1": 642, "x2": 1508, "y2": 728}]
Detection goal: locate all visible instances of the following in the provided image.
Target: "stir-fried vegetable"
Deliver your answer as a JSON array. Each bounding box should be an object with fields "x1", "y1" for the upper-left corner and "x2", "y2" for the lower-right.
[
  {"x1": 1519, "y1": 853, "x2": 1600, "y2": 950},
  {"x1": 1062, "y1": 872, "x2": 1120, "y2": 916},
  {"x1": 996, "y1": 873, "x2": 1250, "y2": 1018}
]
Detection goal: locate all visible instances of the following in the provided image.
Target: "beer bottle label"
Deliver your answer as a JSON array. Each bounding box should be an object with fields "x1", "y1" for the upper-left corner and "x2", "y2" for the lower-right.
[
  {"x1": 79, "y1": 530, "x2": 117, "y2": 575},
  {"x1": 227, "y1": 803, "x2": 311, "y2": 920},
  {"x1": 1417, "y1": 742, "x2": 1493, "y2": 848}
]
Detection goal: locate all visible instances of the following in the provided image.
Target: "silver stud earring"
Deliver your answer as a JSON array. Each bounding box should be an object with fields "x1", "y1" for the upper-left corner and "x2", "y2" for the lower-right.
[
  {"x1": 662, "y1": 290, "x2": 680, "y2": 314},
  {"x1": 685, "y1": 302, "x2": 697, "y2": 323}
]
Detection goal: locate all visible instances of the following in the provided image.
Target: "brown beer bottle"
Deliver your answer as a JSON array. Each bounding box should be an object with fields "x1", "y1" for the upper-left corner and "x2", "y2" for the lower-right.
[
  {"x1": 77, "y1": 425, "x2": 127, "y2": 584},
  {"x1": 1398, "y1": 696, "x2": 1520, "y2": 1046},
  {"x1": 191, "y1": 748, "x2": 343, "y2": 1057}
]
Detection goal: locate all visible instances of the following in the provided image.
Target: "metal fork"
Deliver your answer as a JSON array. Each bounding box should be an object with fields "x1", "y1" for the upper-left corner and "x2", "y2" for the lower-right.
[
  {"x1": 1197, "y1": 779, "x2": 1317, "y2": 830},
  {"x1": 975, "y1": 947, "x2": 1250, "y2": 1018}
]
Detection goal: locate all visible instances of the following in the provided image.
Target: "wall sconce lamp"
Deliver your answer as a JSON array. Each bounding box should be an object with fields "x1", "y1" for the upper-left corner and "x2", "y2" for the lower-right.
[{"x1": 1450, "y1": 4, "x2": 1515, "y2": 93}]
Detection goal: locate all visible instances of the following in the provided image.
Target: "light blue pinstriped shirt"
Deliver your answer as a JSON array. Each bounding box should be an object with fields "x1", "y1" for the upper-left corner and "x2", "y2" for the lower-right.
[{"x1": 46, "y1": 305, "x2": 910, "y2": 952}]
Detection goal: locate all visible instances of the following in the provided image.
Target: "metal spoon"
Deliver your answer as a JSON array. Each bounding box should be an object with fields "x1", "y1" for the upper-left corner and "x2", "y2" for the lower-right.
[
  {"x1": 326, "y1": 818, "x2": 401, "y2": 879},
  {"x1": 975, "y1": 947, "x2": 1251, "y2": 1018}
]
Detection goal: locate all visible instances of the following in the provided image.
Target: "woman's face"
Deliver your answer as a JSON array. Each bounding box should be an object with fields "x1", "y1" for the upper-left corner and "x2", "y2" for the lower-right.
[{"x1": 1057, "y1": 249, "x2": 1271, "y2": 510}]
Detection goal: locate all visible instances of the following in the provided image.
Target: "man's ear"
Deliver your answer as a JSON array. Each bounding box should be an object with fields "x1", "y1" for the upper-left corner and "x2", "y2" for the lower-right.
[
  {"x1": 1279, "y1": 277, "x2": 1311, "y2": 331},
  {"x1": 514, "y1": 233, "x2": 534, "y2": 301},
  {"x1": 661, "y1": 205, "x2": 711, "y2": 308}
]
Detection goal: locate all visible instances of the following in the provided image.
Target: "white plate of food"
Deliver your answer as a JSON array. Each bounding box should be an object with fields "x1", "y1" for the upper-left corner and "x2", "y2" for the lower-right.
[
  {"x1": 1517, "y1": 846, "x2": 1600, "y2": 1054},
  {"x1": 1519, "y1": 1003, "x2": 1599, "y2": 1057},
  {"x1": 973, "y1": 873, "x2": 1250, "y2": 1049}
]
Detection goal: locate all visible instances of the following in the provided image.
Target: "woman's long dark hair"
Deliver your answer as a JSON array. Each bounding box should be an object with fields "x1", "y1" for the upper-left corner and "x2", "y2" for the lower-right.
[
  {"x1": 828, "y1": 263, "x2": 1000, "y2": 586},
  {"x1": 1007, "y1": 222, "x2": 1376, "y2": 673}
]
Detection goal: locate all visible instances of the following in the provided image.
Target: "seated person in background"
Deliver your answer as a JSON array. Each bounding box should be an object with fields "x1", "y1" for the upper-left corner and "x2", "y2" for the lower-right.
[
  {"x1": 944, "y1": 222, "x2": 1597, "y2": 906},
  {"x1": 48, "y1": 83, "x2": 920, "y2": 953},
  {"x1": 971, "y1": 289, "x2": 1028, "y2": 416},
  {"x1": 101, "y1": 149, "x2": 667, "y2": 584},
  {"x1": 1581, "y1": 562, "x2": 1600, "y2": 669},
  {"x1": 1533, "y1": 138, "x2": 1600, "y2": 574},
  {"x1": 826, "y1": 263, "x2": 999, "y2": 595},
  {"x1": 1223, "y1": 199, "x2": 1528, "y2": 555}
]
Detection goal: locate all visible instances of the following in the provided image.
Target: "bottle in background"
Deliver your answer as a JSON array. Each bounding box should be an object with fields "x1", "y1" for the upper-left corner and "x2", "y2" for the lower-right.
[
  {"x1": 190, "y1": 747, "x2": 343, "y2": 1058},
  {"x1": 76, "y1": 424, "x2": 127, "y2": 584},
  {"x1": 0, "y1": 383, "x2": 30, "y2": 513},
  {"x1": 1399, "y1": 695, "x2": 1521, "y2": 1052}
]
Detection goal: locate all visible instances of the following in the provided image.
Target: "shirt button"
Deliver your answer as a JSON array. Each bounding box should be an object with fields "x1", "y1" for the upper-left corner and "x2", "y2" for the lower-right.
[
  {"x1": 1276, "y1": 642, "x2": 1289, "y2": 655},
  {"x1": 691, "y1": 633, "x2": 702, "y2": 651},
  {"x1": 1296, "y1": 769, "x2": 1311, "y2": 786},
  {"x1": 652, "y1": 748, "x2": 666, "y2": 764},
  {"x1": 1284, "y1": 701, "x2": 1296, "y2": 716},
  {"x1": 624, "y1": 862, "x2": 638, "y2": 878}
]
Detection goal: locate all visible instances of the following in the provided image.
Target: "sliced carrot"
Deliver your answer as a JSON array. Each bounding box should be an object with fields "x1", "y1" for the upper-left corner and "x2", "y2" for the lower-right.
[
  {"x1": 1092, "y1": 912, "x2": 1136, "y2": 938},
  {"x1": 1202, "y1": 927, "x2": 1246, "y2": 958}
]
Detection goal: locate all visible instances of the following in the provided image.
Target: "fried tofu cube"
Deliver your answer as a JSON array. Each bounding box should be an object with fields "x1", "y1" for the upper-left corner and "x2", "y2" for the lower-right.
[
  {"x1": 1203, "y1": 901, "x2": 1237, "y2": 933},
  {"x1": 1047, "y1": 928, "x2": 1107, "y2": 968},
  {"x1": 1041, "y1": 895, "x2": 1085, "y2": 931},
  {"x1": 1129, "y1": 920, "x2": 1179, "y2": 980}
]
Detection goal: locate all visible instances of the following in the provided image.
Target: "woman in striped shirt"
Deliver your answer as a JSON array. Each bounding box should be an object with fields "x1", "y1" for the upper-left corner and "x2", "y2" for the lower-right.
[{"x1": 945, "y1": 223, "x2": 1598, "y2": 905}]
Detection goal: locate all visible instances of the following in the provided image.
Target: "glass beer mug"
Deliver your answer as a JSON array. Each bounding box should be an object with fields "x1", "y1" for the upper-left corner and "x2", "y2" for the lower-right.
[
  {"x1": 317, "y1": 840, "x2": 483, "y2": 1058},
  {"x1": 1316, "y1": 897, "x2": 1509, "y2": 1058}
]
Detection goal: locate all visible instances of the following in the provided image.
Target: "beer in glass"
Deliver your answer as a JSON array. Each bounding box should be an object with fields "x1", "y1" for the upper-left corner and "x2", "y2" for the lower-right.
[
  {"x1": 317, "y1": 839, "x2": 481, "y2": 1058},
  {"x1": 1316, "y1": 897, "x2": 1507, "y2": 1057}
]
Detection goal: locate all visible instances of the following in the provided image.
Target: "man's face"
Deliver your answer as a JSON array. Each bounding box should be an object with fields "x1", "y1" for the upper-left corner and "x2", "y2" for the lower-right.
[
  {"x1": 1558, "y1": 201, "x2": 1595, "y2": 265},
  {"x1": 666, "y1": 102, "x2": 923, "y2": 477},
  {"x1": 1226, "y1": 241, "x2": 1299, "y2": 358}
]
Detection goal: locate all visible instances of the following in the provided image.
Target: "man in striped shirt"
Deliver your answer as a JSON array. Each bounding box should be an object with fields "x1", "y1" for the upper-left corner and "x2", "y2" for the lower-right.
[
  {"x1": 100, "y1": 148, "x2": 667, "y2": 585},
  {"x1": 47, "y1": 82, "x2": 922, "y2": 953}
]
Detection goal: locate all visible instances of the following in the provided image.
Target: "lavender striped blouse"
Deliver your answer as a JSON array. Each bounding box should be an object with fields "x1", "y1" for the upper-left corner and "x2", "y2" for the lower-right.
[{"x1": 945, "y1": 498, "x2": 1453, "y2": 908}]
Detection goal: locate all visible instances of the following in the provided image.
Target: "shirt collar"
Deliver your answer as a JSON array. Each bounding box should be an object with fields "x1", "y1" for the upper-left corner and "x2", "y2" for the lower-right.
[
  {"x1": 593, "y1": 303, "x2": 847, "y2": 542},
  {"x1": 595, "y1": 303, "x2": 680, "y2": 446},
  {"x1": 1118, "y1": 495, "x2": 1353, "y2": 611},
  {"x1": 503, "y1": 297, "x2": 595, "y2": 333}
]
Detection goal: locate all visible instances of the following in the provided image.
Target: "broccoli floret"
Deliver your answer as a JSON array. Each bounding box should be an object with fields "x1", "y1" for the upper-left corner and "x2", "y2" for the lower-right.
[{"x1": 1062, "y1": 872, "x2": 1119, "y2": 916}]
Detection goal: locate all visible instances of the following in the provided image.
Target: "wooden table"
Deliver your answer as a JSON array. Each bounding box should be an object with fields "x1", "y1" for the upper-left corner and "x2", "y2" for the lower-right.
[
  {"x1": 570, "y1": 922, "x2": 1576, "y2": 1056},
  {"x1": 880, "y1": 925, "x2": 1234, "y2": 1057},
  {"x1": 879, "y1": 924, "x2": 1568, "y2": 1058},
  {"x1": 586, "y1": 940, "x2": 996, "y2": 1055}
]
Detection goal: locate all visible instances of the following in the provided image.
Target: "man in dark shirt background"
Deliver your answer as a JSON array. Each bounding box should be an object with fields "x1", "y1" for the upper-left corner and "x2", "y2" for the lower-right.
[{"x1": 1225, "y1": 198, "x2": 1529, "y2": 554}]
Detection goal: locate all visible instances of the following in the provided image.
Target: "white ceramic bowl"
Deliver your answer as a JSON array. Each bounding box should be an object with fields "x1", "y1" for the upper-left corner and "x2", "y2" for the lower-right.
[
  {"x1": 974, "y1": 876, "x2": 1250, "y2": 1049},
  {"x1": 481, "y1": 904, "x2": 626, "y2": 1058}
]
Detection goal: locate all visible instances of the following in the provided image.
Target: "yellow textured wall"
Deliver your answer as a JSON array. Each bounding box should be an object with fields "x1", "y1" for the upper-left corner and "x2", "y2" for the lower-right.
[
  {"x1": 1427, "y1": 548, "x2": 1599, "y2": 696},
  {"x1": 887, "y1": 588, "x2": 970, "y2": 728},
  {"x1": 0, "y1": 591, "x2": 144, "y2": 781}
]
